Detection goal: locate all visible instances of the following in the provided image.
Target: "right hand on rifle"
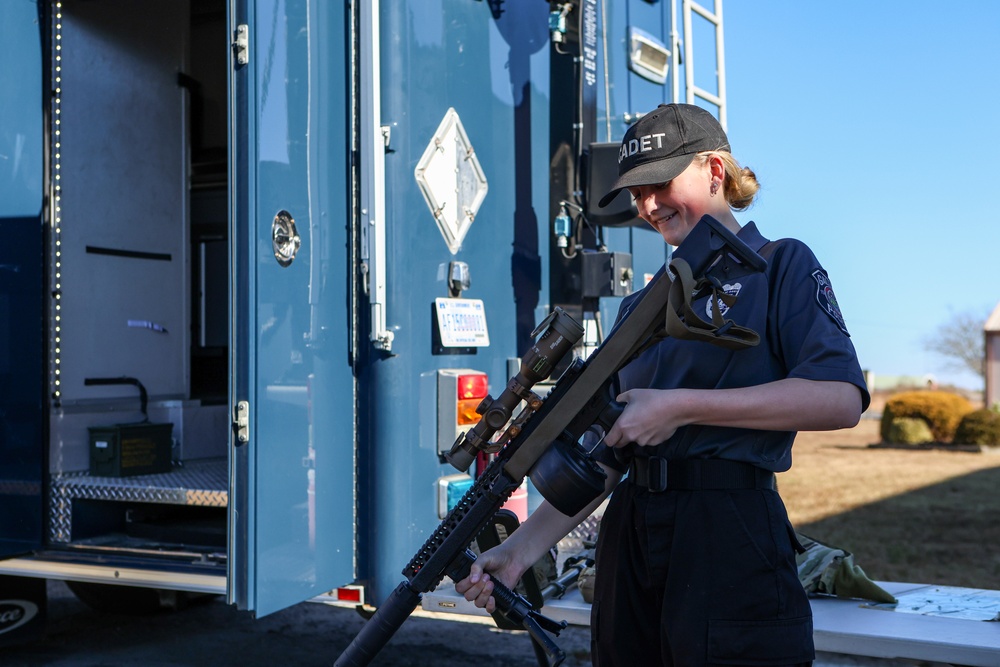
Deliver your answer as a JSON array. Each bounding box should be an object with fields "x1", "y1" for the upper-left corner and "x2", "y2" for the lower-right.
[
  {"x1": 604, "y1": 387, "x2": 685, "y2": 447},
  {"x1": 455, "y1": 545, "x2": 526, "y2": 614}
]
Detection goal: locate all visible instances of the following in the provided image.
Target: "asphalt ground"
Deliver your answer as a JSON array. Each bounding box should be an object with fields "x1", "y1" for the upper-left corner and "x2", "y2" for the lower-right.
[{"x1": 1, "y1": 581, "x2": 593, "y2": 667}]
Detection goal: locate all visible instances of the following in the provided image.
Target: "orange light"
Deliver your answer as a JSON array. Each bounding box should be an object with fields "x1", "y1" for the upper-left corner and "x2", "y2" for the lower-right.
[
  {"x1": 457, "y1": 398, "x2": 482, "y2": 425},
  {"x1": 457, "y1": 373, "x2": 488, "y2": 400}
]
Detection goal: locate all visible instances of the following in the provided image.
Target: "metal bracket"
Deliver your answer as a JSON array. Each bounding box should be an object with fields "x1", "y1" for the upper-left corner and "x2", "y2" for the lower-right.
[
  {"x1": 360, "y1": 2, "x2": 394, "y2": 353},
  {"x1": 233, "y1": 24, "x2": 249, "y2": 66},
  {"x1": 234, "y1": 400, "x2": 249, "y2": 445}
]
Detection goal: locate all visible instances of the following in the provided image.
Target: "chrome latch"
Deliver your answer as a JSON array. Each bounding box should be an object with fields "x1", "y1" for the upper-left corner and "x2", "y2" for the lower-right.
[
  {"x1": 234, "y1": 401, "x2": 249, "y2": 445},
  {"x1": 234, "y1": 24, "x2": 249, "y2": 66},
  {"x1": 272, "y1": 210, "x2": 301, "y2": 267}
]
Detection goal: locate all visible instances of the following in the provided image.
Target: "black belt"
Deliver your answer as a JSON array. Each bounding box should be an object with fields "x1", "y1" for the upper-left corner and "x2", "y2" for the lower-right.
[{"x1": 628, "y1": 457, "x2": 774, "y2": 492}]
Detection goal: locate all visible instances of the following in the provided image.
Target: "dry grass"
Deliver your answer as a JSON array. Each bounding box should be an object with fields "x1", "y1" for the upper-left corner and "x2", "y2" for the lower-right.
[{"x1": 779, "y1": 413, "x2": 1000, "y2": 590}]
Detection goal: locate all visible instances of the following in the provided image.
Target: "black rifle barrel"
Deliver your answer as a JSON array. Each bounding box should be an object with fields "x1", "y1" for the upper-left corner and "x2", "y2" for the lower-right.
[{"x1": 334, "y1": 582, "x2": 420, "y2": 667}]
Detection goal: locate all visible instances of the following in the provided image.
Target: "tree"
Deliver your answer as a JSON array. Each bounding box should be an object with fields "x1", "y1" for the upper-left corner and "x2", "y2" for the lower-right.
[{"x1": 922, "y1": 308, "x2": 988, "y2": 379}]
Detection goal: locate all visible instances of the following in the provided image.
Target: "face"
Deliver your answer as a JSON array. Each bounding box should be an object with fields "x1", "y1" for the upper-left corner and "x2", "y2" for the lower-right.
[{"x1": 627, "y1": 157, "x2": 727, "y2": 246}]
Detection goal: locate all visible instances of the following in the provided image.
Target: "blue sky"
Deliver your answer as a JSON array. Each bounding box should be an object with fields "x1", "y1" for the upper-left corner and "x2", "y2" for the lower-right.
[{"x1": 718, "y1": 2, "x2": 1000, "y2": 390}]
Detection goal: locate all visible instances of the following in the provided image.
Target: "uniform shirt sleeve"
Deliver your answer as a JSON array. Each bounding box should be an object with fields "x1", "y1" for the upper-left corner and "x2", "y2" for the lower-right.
[{"x1": 766, "y1": 240, "x2": 871, "y2": 411}]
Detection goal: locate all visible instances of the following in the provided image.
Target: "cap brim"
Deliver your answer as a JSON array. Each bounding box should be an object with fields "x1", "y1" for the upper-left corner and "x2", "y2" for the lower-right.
[{"x1": 597, "y1": 154, "x2": 696, "y2": 208}]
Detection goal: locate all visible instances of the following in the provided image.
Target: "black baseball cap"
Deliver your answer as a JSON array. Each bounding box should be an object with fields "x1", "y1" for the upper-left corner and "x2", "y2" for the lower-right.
[{"x1": 598, "y1": 103, "x2": 730, "y2": 208}]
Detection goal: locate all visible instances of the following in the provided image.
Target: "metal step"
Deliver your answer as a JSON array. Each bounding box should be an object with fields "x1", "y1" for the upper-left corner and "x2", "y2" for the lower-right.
[{"x1": 49, "y1": 458, "x2": 228, "y2": 543}]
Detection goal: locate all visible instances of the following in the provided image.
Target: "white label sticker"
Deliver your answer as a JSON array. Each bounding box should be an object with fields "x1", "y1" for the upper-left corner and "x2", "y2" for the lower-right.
[{"x1": 435, "y1": 298, "x2": 490, "y2": 347}]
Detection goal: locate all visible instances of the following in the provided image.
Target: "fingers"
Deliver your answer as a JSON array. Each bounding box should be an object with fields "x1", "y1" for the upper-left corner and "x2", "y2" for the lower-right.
[
  {"x1": 455, "y1": 561, "x2": 497, "y2": 613},
  {"x1": 455, "y1": 562, "x2": 484, "y2": 590},
  {"x1": 453, "y1": 563, "x2": 483, "y2": 596},
  {"x1": 607, "y1": 389, "x2": 678, "y2": 447},
  {"x1": 604, "y1": 390, "x2": 632, "y2": 448},
  {"x1": 455, "y1": 577, "x2": 472, "y2": 595},
  {"x1": 604, "y1": 422, "x2": 623, "y2": 448},
  {"x1": 457, "y1": 571, "x2": 496, "y2": 613}
]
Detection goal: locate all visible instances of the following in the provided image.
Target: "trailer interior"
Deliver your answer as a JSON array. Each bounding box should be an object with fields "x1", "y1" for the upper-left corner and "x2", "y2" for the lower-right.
[{"x1": 45, "y1": 0, "x2": 231, "y2": 577}]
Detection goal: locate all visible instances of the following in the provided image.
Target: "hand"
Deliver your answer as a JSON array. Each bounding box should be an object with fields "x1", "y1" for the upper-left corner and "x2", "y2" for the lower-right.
[
  {"x1": 454, "y1": 545, "x2": 524, "y2": 614},
  {"x1": 604, "y1": 388, "x2": 686, "y2": 447}
]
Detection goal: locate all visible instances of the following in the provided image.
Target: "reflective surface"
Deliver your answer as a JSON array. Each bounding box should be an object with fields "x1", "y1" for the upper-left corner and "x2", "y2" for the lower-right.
[
  {"x1": 0, "y1": 2, "x2": 44, "y2": 558},
  {"x1": 0, "y1": 4, "x2": 43, "y2": 218},
  {"x1": 230, "y1": 0, "x2": 354, "y2": 616}
]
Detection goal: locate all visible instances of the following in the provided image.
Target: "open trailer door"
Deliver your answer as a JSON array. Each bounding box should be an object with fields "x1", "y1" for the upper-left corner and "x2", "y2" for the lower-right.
[
  {"x1": 0, "y1": 1, "x2": 45, "y2": 560},
  {"x1": 228, "y1": 0, "x2": 355, "y2": 616}
]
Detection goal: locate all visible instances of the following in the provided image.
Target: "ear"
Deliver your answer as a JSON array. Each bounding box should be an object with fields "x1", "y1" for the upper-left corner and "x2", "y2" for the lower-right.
[{"x1": 707, "y1": 153, "x2": 726, "y2": 183}]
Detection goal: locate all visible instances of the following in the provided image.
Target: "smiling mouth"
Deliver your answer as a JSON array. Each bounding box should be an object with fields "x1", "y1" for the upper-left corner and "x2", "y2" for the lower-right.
[{"x1": 654, "y1": 212, "x2": 677, "y2": 225}]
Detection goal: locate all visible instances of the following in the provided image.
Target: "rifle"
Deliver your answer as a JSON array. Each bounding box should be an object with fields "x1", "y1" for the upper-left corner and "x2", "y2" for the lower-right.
[{"x1": 334, "y1": 215, "x2": 767, "y2": 666}]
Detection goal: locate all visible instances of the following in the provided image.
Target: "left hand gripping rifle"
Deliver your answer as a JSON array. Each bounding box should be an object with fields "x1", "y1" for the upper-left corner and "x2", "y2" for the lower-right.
[{"x1": 334, "y1": 216, "x2": 767, "y2": 666}]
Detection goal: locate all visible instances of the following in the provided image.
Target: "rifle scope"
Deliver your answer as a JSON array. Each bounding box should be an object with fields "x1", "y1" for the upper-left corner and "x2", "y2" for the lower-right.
[{"x1": 445, "y1": 307, "x2": 584, "y2": 472}]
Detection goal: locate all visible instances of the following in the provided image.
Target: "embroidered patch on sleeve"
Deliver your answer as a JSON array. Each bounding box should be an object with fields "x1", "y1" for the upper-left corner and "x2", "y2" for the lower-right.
[{"x1": 812, "y1": 269, "x2": 849, "y2": 335}]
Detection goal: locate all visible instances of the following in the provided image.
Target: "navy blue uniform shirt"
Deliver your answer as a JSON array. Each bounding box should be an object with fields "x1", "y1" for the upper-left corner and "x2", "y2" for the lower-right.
[{"x1": 611, "y1": 222, "x2": 870, "y2": 473}]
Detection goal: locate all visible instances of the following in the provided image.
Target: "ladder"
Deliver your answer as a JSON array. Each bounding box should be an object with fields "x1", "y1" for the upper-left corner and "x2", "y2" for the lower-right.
[{"x1": 674, "y1": 0, "x2": 728, "y2": 130}]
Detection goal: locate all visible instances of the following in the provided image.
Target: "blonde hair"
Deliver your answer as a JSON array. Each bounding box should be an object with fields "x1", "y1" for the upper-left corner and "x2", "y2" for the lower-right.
[{"x1": 697, "y1": 151, "x2": 759, "y2": 211}]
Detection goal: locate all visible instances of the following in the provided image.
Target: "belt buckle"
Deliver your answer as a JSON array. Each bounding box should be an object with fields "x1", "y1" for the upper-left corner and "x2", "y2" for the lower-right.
[{"x1": 649, "y1": 457, "x2": 668, "y2": 492}]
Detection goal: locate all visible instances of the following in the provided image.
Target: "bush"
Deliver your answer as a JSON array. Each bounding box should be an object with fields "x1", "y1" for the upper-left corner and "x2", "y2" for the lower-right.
[
  {"x1": 880, "y1": 390, "x2": 974, "y2": 443},
  {"x1": 885, "y1": 417, "x2": 934, "y2": 445},
  {"x1": 953, "y1": 408, "x2": 1000, "y2": 446}
]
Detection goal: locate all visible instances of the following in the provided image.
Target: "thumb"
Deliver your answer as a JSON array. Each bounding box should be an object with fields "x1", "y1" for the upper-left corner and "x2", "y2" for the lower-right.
[
  {"x1": 468, "y1": 560, "x2": 485, "y2": 583},
  {"x1": 605, "y1": 419, "x2": 624, "y2": 448}
]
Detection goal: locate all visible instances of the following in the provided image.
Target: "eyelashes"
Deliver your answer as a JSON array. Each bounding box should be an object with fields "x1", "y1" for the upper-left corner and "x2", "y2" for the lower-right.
[{"x1": 629, "y1": 182, "x2": 670, "y2": 201}]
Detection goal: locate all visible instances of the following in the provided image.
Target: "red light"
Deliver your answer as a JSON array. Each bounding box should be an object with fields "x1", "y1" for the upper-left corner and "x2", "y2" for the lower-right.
[
  {"x1": 335, "y1": 587, "x2": 362, "y2": 603},
  {"x1": 457, "y1": 373, "x2": 488, "y2": 400}
]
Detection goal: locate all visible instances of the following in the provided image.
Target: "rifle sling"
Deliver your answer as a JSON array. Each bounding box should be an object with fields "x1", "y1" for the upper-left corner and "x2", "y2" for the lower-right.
[{"x1": 663, "y1": 257, "x2": 760, "y2": 350}]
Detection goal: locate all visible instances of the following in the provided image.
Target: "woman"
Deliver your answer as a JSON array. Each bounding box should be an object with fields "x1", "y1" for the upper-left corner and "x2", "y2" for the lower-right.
[{"x1": 456, "y1": 103, "x2": 870, "y2": 666}]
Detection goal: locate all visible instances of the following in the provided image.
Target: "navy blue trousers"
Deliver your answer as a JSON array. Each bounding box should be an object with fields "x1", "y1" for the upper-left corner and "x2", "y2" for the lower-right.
[{"x1": 590, "y1": 481, "x2": 813, "y2": 666}]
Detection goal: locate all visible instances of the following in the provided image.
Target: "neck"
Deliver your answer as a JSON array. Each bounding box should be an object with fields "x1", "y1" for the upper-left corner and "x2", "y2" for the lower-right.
[{"x1": 710, "y1": 208, "x2": 742, "y2": 235}]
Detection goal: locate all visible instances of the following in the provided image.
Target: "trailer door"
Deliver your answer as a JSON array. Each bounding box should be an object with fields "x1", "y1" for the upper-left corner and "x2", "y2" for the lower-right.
[
  {"x1": 228, "y1": 0, "x2": 355, "y2": 616},
  {"x1": 0, "y1": 2, "x2": 45, "y2": 559}
]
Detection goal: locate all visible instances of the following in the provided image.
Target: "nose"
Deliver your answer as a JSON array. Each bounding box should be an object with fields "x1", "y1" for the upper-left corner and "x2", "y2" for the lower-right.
[{"x1": 634, "y1": 188, "x2": 657, "y2": 218}]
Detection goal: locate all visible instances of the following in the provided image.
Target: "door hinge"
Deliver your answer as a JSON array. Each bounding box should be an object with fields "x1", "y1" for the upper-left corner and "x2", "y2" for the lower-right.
[
  {"x1": 234, "y1": 400, "x2": 249, "y2": 445},
  {"x1": 233, "y1": 24, "x2": 249, "y2": 67}
]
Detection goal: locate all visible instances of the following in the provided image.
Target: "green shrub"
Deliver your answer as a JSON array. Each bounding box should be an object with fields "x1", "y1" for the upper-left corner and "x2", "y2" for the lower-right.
[
  {"x1": 880, "y1": 391, "x2": 974, "y2": 443},
  {"x1": 885, "y1": 417, "x2": 934, "y2": 445},
  {"x1": 953, "y1": 408, "x2": 1000, "y2": 446}
]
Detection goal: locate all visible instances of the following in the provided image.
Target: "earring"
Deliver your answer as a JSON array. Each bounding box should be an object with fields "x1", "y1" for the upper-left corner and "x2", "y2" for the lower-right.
[{"x1": 710, "y1": 181, "x2": 719, "y2": 196}]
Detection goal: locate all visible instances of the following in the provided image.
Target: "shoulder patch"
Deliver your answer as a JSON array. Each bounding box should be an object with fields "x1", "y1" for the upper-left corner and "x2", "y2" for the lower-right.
[{"x1": 812, "y1": 269, "x2": 848, "y2": 335}]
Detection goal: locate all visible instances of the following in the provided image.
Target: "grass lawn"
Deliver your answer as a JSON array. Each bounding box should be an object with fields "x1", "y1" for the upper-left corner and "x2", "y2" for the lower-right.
[{"x1": 780, "y1": 415, "x2": 1000, "y2": 590}]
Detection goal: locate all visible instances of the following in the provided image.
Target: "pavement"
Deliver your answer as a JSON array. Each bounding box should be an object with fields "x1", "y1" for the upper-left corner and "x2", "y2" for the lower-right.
[{"x1": 1, "y1": 581, "x2": 593, "y2": 667}]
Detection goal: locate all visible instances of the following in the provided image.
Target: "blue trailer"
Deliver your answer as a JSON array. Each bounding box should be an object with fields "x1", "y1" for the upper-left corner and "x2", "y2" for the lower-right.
[{"x1": 0, "y1": 0, "x2": 718, "y2": 624}]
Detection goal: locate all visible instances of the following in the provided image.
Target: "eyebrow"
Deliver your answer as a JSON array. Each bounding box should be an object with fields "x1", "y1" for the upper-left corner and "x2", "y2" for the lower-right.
[{"x1": 630, "y1": 182, "x2": 668, "y2": 194}]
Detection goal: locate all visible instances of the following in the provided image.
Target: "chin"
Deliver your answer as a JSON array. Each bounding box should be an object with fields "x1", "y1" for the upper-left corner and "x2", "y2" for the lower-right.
[
  {"x1": 659, "y1": 230, "x2": 684, "y2": 246},
  {"x1": 646, "y1": 219, "x2": 686, "y2": 246}
]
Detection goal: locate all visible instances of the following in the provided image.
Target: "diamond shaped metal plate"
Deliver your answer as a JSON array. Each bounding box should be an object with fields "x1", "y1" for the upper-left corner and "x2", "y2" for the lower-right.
[{"x1": 415, "y1": 108, "x2": 488, "y2": 254}]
